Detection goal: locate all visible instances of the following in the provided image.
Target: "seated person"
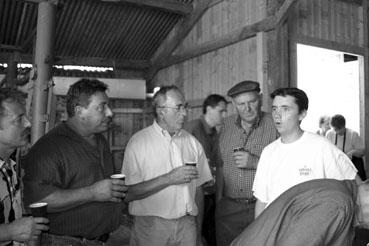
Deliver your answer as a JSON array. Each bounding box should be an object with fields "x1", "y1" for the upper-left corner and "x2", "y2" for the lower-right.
[{"x1": 231, "y1": 178, "x2": 369, "y2": 246}]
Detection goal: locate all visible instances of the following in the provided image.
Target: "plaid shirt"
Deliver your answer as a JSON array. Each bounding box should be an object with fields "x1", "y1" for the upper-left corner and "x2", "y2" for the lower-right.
[
  {"x1": 219, "y1": 113, "x2": 278, "y2": 199},
  {"x1": 0, "y1": 158, "x2": 23, "y2": 246}
]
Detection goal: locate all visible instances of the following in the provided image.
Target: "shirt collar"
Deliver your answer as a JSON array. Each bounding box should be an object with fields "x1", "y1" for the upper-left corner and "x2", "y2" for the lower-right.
[
  {"x1": 200, "y1": 116, "x2": 215, "y2": 135},
  {"x1": 153, "y1": 120, "x2": 182, "y2": 138},
  {"x1": 234, "y1": 112, "x2": 263, "y2": 130},
  {"x1": 0, "y1": 158, "x2": 15, "y2": 170}
]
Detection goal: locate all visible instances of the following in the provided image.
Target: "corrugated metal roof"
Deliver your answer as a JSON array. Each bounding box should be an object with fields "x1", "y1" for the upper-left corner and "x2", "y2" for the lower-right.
[{"x1": 0, "y1": 0, "x2": 193, "y2": 68}]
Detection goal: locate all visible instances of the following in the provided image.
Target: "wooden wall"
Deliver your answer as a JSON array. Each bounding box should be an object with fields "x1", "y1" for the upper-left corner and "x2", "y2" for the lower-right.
[
  {"x1": 152, "y1": 0, "x2": 267, "y2": 119},
  {"x1": 152, "y1": 0, "x2": 365, "y2": 120}
]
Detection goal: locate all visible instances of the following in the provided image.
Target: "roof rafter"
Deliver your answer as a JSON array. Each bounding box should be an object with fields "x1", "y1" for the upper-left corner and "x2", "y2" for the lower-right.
[
  {"x1": 148, "y1": 0, "x2": 298, "y2": 73},
  {"x1": 100, "y1": 0, "x2": 193, "y2": 15},
  {"x1": 146, "y1": 0, "x2": 214, "y2": 81}
]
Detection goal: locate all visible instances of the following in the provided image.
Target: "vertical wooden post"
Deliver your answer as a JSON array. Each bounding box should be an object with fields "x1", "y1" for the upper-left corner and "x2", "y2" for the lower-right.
[
  {"x1": 363, "y1": 0, "x2": 369, "y2": 176},
  {"x1": 6, "y1": 54, "x2": 17, "y2": 88},
  {"x1": 32, "y1": 1, "x2": 56, "y2": 144}
]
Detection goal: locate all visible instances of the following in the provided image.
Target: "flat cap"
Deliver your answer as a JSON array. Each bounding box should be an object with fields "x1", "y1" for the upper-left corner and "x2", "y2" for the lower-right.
[{"x1": 227, "y1": 80, "x2": 260, "y2": 97}]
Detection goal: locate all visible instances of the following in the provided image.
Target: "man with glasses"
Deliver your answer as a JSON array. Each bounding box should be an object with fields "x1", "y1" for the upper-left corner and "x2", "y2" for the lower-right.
[
  {"x1": 216, "y1": 81, "x2": 278, "y2": 246},
  {"x1": 0, "y1": 87, "x2": 49, "y2": 245},
  {"x1": 122, "y1": 85, "x2": 212, "y2": 246}
]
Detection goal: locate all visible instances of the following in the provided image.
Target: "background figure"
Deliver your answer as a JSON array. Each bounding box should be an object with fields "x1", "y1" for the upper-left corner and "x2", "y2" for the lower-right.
[
  {"x1": 231, "y1": 178, "x2": 368, "y2": 246},
  {"x1": 253, "y1": 88, "x2": 359, "y2": 218},
  {"x1": 122, "y1": 86, "x2": 212, "y2": 246},
  {"x1": 184, "y1": 94, "x2": 227, "y2": 246},
  {"x1": 0, "y1": 88, "x2": 49, "y2": 244},
  {"x1": 23, "y1": 79, "x2": 127, "y2": 245},
  {"x1": 216, "y1": 81, "x2": 278, "y2": 246},
  {"x1": 316, "y1": 115, "x2": 330, "y2": 136},
  {"x1": 326, "y1": 114, "x2": 366, "y2": 180}
]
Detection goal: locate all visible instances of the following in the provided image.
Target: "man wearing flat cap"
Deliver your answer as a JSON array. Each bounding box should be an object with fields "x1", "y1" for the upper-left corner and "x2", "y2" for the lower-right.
[{"x1": 215, "y1": 80, "x2": 278, "y2": 246}]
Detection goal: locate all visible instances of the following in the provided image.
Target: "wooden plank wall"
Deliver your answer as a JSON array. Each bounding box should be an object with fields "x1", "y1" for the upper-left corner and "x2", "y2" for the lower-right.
[
  {"x1": 291, "y1": 0, "x2": 363, "y2": 48},
  {"x1": 153, "y1": 0, "x2": 267, "y2": 119}
]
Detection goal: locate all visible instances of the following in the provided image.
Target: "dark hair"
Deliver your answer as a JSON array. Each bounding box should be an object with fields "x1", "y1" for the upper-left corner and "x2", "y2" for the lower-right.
[
  {"x1": 66, "y1": 78, "x2": 108, "y2": 117},
  {"x1": 202, "y1": 94, "x2": 227, "y2": 114},
  {"x1": 152, "y1": 85, "x2": 182, "y2": 118},
  {"x1": 330, "y1": 114, "x2": 346, "y2": 129},
  {"x1": 0, "y1": 88, "x2": 26, "y2": 117},
  {"x1": 270, "y1": 87, "x2": 308, "y2": 113}
]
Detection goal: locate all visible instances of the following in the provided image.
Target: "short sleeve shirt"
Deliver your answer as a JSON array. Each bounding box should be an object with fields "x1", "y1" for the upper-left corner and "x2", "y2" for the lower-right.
[{"x1": 122, "y1": 121, "x2": 212, "y2": 219}]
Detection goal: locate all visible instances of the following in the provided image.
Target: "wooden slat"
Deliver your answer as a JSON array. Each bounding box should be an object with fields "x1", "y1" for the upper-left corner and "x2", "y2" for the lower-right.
[{"x1": 100, "y1": 0, "x2": 193, "y2": 15}]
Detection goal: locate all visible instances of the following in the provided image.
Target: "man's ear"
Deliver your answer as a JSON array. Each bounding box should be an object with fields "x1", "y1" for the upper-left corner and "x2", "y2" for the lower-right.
[
  {"x1": 299, "y1": 109, "x2": 307, "y2": 121},
  {"x1": 74, "y1": 105, "x2": 84, "y2": 118}
]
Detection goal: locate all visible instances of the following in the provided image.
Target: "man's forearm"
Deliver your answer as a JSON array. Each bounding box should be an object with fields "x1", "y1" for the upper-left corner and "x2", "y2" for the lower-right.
[
  {"x1": 41, "y1": 186, "x2": 94, "y2": 213},
  {"x1": 125, "y1": 173, "x2": 171, "y2": 202},
  {"x1": 255, "y1": 199, "x2": 267, "y2": 218}
]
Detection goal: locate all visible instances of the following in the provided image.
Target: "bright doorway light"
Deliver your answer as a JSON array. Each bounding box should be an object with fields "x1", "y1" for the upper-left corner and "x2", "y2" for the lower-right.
[{"x1": 297, "y1": 44, "x2": 361, "y2": 133}]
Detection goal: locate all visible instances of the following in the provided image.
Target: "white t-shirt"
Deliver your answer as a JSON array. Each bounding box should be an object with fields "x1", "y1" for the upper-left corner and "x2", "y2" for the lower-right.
[
  {"x1": 253, "y1": 131, "x2": 357, "y2": 205},
  {"x1": 122, "y1": 121, "x2": 212, "y2": 219}
]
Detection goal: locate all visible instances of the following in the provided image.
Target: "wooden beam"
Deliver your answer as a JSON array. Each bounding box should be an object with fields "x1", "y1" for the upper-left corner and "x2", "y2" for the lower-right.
[
  {"x1": 100, "y1": 0, "x2": 193, "y2": 15},
  {"x1": 146, "y1": 0, "x2": 217, "y2": 80},
  {"x1": 154, "y1": 15, "x2": 277, "y2": 69},
  {"x1": 292, "y1": 35, "x2": 365, "y2": 55},
  {"x1": 148, "y1": 0, "x2": 298, "y2": 75},
  {"x1": 336, "y1": 0, "x2": 363, "y2": 5},
  {"x1": 0, "y1": 53, "x2": 150, "y2": 69},
  {"x1": 0, "y1": 44, "x2": 23, "y2": 51}
]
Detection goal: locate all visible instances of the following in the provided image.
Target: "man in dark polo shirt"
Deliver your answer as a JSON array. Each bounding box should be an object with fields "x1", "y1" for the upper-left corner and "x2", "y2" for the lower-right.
[
  {"x1": 216, "y1": 81, "x2": 278, "y2": 246},
  {"x1": 23, "y1": 79, "x2": 127, "y2": 245},
  {"x1": 184, "y1": 94, "x2": 227, "y2": 246}
]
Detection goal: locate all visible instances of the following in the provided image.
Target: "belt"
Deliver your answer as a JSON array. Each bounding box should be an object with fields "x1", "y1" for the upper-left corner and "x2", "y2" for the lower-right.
[
  {"x1": 42, "y1": 232, "x2": 110, "y2": 244},
  {"x1": 228, "y1": 197, "x2": 256, "y2": 204}
]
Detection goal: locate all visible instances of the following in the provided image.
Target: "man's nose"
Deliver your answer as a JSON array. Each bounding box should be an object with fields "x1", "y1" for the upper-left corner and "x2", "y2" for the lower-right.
[{"x1": 105, "y1": 106, "x2": 113, "y2": 117}]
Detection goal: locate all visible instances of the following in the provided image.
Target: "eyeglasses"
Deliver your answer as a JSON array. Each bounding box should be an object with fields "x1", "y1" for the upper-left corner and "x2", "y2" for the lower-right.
[{"x1": 157, "y1": 103, "x2": 190, "y2": 112}]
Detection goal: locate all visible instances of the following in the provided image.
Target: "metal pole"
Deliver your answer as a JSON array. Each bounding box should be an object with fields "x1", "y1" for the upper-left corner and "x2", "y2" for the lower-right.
[{"x1": 31, "y1": 1, "x2": 56, "y2": 144}]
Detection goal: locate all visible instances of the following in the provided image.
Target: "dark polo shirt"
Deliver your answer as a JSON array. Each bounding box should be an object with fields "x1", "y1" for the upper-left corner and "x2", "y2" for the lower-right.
[{"x1": 23, "y1": 122, "x2": 122, "y2": 239}]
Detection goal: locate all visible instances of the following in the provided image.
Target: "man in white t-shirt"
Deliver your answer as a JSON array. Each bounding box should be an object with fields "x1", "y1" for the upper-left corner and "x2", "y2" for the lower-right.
[{"x1": 253, "y1": 87, "x2": 360, "y2": 218}]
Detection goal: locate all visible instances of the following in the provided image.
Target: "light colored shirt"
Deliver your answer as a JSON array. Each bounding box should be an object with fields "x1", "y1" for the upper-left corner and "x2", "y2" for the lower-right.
[
  {"x1": 122, "y1": 121, "x2": 212, "y2": 219},
  {"x1": 253, "y1": 132, "x2": 357, "y2": 205},
  {"x1": 326, "y1": 128, "x2": 364, "y2": 155}
]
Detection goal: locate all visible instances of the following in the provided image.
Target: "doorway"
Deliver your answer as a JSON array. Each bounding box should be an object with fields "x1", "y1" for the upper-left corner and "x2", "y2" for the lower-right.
[{"x1": 296, "y1": 44, "x2": 363, "y2": 135}]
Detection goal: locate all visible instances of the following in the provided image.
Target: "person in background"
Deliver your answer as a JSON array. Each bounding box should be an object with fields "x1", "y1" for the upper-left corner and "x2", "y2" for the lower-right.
[
  {"x1": 231, "y1": 178, "x2": 368, "y2": 246},
  {"x1": 253, "y1": 88, "x2": 359, "y2": 218},
  {"x1": 23, "y1": 79, "x2": 127, "y2": 245},
  {"x1": 0, "y1": 88, "x2": 49, "y2": 245},
  {"x1": 316, "y1": 115, "x2": 330, "y2": 136},
  {"x1": 326, "y1": 114, "x2": 366, "y2": 180},
  {"x1": 216, "y1": 81, "x2": 278, "y2": 246},
  {"x1": 184, "y1": 94, "x2": 227, "y2": 246},
  {"x1": 122, "y1": 85, "x2": 212, "y2": 246}
]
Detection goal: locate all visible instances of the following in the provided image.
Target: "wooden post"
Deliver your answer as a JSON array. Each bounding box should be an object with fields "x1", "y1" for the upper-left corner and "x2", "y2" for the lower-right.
[
  {"x1": 363, "y1": 0, "x2": 369, "y2": 176},
  {"x1": 6, "y1": 54, "x2": 17, "y2": 88},
  {"x1": 31, "y1": 0, "x2": 56, "y2": 144}
]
